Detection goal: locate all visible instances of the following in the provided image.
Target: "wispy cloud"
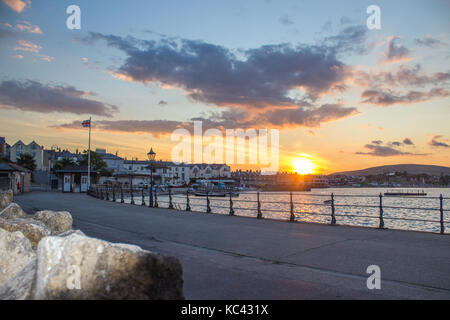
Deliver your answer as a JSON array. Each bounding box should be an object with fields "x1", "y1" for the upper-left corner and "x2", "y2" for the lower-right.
[
  {"x1": 415, "y1": 36, "x2": 446, "y2": 48},
  {"x1": 361, "y1": 87, "x2": 448, "y2": 106},
  {"x1": 356, "y1": 140, "x2": 426, "y2": 157},
  {"x1": 380, "y1": 36, "x2": 412, "y2": 65},
  {"x1": 1, "y1": 0, "x2": 30, "y2": 13},
  {"x1": 429, "y1": 135, "x2": 449, "y2": 148},
  {"x1": 15, "y1": 21, "x2": 42, "y2": 34},
  {"x1": 14, "y1": 40, "x2": 52, "y2": 61},
  {"x1": 0, "y1": 80, "x2": 118, "y2": 117}
]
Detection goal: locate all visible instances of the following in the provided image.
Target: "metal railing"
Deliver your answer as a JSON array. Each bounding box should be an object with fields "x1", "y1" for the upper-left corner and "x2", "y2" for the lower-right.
[{"x1": 88, "y1": 185, "x2": 449, "y2": 235}]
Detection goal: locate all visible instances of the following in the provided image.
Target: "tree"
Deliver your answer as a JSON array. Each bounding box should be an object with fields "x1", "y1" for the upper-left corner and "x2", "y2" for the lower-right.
[
  {"x1": 52, "y1": 158, "x2": 77, "y2": 173},
  {"x1": 78, "y1": 150, "x2": 112, "y2": 177},
  {"x1": 16, "y1": 153, "x2": 37, "y2": 172}
]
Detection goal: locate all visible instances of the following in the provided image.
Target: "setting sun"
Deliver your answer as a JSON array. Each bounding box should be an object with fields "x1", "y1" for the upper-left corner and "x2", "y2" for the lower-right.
[{"x1": 293, "y1": 157, "x2": 316, "y2": 175}]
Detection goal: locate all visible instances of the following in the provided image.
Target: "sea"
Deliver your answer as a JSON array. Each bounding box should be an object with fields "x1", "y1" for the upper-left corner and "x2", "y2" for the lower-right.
[{"x1": 123, "y1": 187, "x2": 450, "y2": 234}]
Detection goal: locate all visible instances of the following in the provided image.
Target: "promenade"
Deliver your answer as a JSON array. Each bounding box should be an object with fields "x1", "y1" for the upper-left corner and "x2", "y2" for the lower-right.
[{"x1": 15, "y1": 192, "x2": 450, "y2": 299}]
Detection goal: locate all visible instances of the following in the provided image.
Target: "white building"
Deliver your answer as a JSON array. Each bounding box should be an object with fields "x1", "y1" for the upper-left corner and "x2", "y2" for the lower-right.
[
  {"x1": 96, "y1": 148, "x2": 124, "y2": 173},
  {"x1": 121, "y1": 160, "x2": 191, "y2": 185},
  {"x1": 9, "y1": 140, "x2": 44, "y2": 170},
  {"x1": 189, "y1": 164, "x2": 231, "y2": 179}
]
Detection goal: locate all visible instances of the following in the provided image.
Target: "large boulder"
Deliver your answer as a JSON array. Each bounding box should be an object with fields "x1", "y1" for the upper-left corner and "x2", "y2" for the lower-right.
[
  {"x1": 33, "y1": 210, "x2": 73, "y2": 235},
  {"x1": 0, "y1": 203, "x2": 27, "y2": 219},
  {"x1": 0, "y1": 217, "x2": 51, "y2": 248},
  {"x1": 0, "y1": 190, "x2": 13, "y2": 210},
  {"x1": 32, "y1": 232, "x2": 184, "y2": 300},
  {"x1": 0, "y1": 229, "x2": 36, "y2": 300}
]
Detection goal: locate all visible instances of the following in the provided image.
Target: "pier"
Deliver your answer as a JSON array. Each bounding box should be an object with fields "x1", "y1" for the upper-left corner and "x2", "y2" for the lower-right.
[{"x1": 15, "y1": 191, "x2": 450, "y2": 299}]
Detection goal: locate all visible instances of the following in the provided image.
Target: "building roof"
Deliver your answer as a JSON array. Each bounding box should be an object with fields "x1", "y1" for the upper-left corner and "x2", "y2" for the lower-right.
[
  {"x1": 56, "y1": 165, "x2": 99, "y2": 174},
  {"x1": 0, "y1": 162, "x2": 31, "y2": 172}
]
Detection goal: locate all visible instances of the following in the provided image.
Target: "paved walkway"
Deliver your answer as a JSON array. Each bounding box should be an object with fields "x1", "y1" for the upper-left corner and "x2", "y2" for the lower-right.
[{"x1": 15, "y1": 192, "x2": 450, "y2": 299}]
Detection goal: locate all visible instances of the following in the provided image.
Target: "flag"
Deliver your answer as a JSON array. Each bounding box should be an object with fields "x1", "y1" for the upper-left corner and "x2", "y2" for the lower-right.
[{"x1": 82, "y1": 120, "x2": 90, "y2": 127}]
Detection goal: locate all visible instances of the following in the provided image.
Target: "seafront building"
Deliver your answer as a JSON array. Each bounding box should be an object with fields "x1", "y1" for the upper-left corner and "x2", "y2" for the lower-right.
[{"x1": 9, "y1": 140, "x2": 44, "y2": 170}]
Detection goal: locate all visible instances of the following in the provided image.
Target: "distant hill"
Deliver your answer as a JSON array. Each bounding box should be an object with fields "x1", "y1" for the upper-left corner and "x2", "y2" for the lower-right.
[{"x1": 330, "y1": 164, "x2": 450, "y2": 176}]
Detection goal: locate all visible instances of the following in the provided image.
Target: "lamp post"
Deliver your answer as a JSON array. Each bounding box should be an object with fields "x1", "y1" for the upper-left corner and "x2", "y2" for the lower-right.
[{"x1": 147, "y1": 147, "x2": 156, "y2": 207}]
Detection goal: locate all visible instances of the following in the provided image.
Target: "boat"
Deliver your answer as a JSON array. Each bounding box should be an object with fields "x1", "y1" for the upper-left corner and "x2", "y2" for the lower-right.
[
  {"x1": 384, "y1": 189, "x2": 427, "y2": 196},
  {"x1": 194, "y1": 190, "x2": 239, "y2": 197}
]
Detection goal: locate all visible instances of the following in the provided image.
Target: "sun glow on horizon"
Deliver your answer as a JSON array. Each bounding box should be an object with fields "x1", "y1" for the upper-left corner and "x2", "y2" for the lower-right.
[{"x1": 292, "y1": 157, "x2": 316, "y2": 175}]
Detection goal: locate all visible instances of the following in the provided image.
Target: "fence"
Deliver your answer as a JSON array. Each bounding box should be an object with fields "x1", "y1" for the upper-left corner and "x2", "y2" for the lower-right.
[{"x1": 88, "y1": 185, "x2": 449, "y2": 235}]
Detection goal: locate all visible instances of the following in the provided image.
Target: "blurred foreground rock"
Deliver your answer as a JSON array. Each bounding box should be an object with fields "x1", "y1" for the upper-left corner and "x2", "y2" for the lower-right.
[
  {"x1": 0, "y1": 228, "x2": 36, "y2": 300},
  {"x1": 0, "y1": 190, "x2": 13, "y2": 210},
  {"x1": 0, "y1": 190, "x2": 184, "y2": 300}
]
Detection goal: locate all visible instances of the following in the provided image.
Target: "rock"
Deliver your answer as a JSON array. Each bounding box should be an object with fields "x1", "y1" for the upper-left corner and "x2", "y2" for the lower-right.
[
  {"x1": 0, "y1": 203, "x2": 27, "y2": 219},
  {"x1": 33, "y1": 210, "x2": 73, "y2": 235},
  {"x1": 0, "y1": 229, "x2": 36, "y2": 300},
  {"x1": 32, "y1": 233, "x2": 184, "y2": 300},
  {"x1": 58, "y1": 229, "x2": 85, "y2": 237},
  {"x1": 0, "y1": 190, "x2": 13, "y2": 210},
  {"x1": 0, "y1": 217, "x2": 51, "y2": 248}
]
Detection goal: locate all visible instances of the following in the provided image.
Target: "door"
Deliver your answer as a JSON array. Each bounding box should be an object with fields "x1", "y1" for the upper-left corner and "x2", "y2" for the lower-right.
[
  {"x1": 80, "y1": 175, "x2": 88, "y2": 192},
  {"x1": 63, "y1": 174, "x2": 72, "y2": 192}
]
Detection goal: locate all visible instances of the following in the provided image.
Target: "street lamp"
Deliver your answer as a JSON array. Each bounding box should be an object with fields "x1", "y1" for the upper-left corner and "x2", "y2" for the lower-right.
[{"x1": 147, "y1": 148, "x2": 156, "y2": 207}]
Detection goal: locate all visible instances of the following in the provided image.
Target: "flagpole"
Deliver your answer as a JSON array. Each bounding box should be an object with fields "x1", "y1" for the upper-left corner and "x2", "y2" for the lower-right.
[{"x1": 87, "y1": 117, "x2": 91, "y2": 191}]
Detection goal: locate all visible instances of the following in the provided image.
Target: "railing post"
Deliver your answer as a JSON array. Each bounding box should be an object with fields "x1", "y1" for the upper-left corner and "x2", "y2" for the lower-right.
[
  {"x1": 168, "y1": 187, "x2": 174, "y2": 209},
  {"x1": 206, "y1": 191, "x2": 211, "y2": 213},
  {"x1": 154, "y1": 190, "x2": 159, "y2": 208},
  {"x1": 149, "y1": 185, "x2": 153, "y2": 208},
  {"x1": 141, "y1": 189, "x2": 145, "y2": 206},
  {"x1": 229, "y1": 192, "x2": 234, "y2": 216},
  {"x1": 330, "y1": 193, "x2": 336, "y2": 225},
  {"x1": 186, "y1": 192, "x2": 191, "y2": 211},
  {"x1": 130, "y1": 187, "x2": 135, "y2": 204},
  {"x1": 257, "y1": 191, "x2": 262, "y2": 219},
  {"x1": 96, "y1": 186, "x2": 99, "y2": 198},
  {"x1": 378, "y1": 193, "x2": 384, "y2": 229},
  {"x1": 440, "y1": 194, "x2": 445, "y2": 235},
  {"x1": 120, "y1": 186, "x2": 124, "y2": 203},
  {"x1": 100, "y1": 188, "x2": 104, "y2": 200},
  {"x1": 105, "y1": 187, "x2": 110, "y2": 201},
  {"x1": 112, "y1": 187, "x2": 116, "y2": 202},
  {"x1": 289, "y1": 192, "x2": 295, "y2": 222}
]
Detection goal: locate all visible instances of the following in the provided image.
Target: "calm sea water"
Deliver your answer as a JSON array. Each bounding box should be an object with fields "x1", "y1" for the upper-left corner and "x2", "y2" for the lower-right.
[{"x1": 120, "y1": 188, "x2": 450, "y2": 234}]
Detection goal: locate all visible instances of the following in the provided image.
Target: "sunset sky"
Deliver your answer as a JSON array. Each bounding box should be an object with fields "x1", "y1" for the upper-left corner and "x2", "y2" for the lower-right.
[{"x1": 0, "y1": 0, "x2": 449, "y2": 174}]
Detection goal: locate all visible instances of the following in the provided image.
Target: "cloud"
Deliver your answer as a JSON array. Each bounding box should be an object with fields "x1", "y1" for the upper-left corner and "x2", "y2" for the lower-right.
[
  {"x1": 15, "y1": 21, "x2": 42, "y2": 34},
  {"x1": 403, "y1": 138, "x2": 414, "y2": 145},
  {"x1": 429, "y1": 135, "x2": 449, "y2": 148},
  {"x1": 14, "y1": 39, "x2": 40, "y2": 53},
  {"x1": 279, "y1": 14, "x2": 294, "y2": 26},
  {"x1": 0, "y1": 80, "x2": 118, "y2": 117},
  {"x1": 2, "y1": 0, "x2": 30, "y2": 13},
  {"x1": 52, "y1": 103, "x2": 358, "y2": 137},
  {"x1": 323, "y1": 25, "x2": 368, "y2": 55},
  {"x1": 371, "y1": 140, "x2": 383, "y2": 145},
  {"x1": 381, "y1": 36, "x2": 412, "y2": 64},
  {"x1": 84, "y1": 32, "x2": 355, "y2": 106},
  {"x1": 53, "y1": 119, "x2": 190, "y2": 137},
  {"x1": 355, "y1": 64, "x2": 450, "y2": 88},
  {"x1": 79, "y1": 28, "x2": 368, "y2": 129},
  {"x1": 14, "y1": 40, "x2": 53, "y2": 61},
  {"x1": 361, "y1": 87, "x2": 448, "y2": 106},
  {"x1": 356, "y1": 141, "x2": 427, "y2": 157},
  {"x1": 415, "y1": 36, "x2": 445, "y2": 48}
]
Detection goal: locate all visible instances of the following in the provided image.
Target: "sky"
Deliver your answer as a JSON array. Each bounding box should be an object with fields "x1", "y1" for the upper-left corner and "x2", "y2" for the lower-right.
[{"x1": 0, "y1": 0, "x2": 449, "y2": 174}]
